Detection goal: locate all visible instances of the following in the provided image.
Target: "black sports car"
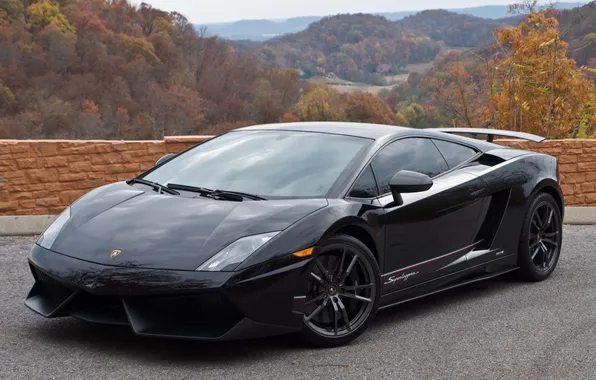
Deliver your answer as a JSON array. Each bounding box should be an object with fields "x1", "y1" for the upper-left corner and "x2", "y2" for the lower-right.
[{"x1": 25, "y1": 122, "x2": 564, "y2": 346}]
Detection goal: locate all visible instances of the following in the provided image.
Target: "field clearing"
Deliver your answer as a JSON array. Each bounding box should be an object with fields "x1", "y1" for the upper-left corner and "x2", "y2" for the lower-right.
[
  {"x1": 403, "y1": 61, "x2": 435, "y2": 74},
  {"x1": 308, "y1": 61, "x2": 436, "y2": 95},
  {"x1": 308, "y1": 76, "x2": 395, "y2": 95},
  {"x1": 306, "y1": 76, "x2": 365, "y2": 86},
  {"x1": 328, "y1": 83, "x2": 395, "y2": 95}
]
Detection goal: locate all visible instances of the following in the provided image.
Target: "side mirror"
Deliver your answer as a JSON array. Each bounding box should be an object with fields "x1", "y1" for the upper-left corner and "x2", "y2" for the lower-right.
[
  {"x1": 389, "y1": 170, "x2": 433, "y2": 206},
  {"x1": 155, "y1": 153, "x2": 175, "y2": 166}
]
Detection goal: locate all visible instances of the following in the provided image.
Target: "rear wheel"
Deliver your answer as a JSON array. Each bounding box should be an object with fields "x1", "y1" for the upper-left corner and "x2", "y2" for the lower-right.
[
  {"x1": 517, "y1": 192, "x2": 563, "y2": 282},
  {"x1": 300, "y1": 234, "x2": 381, "y2": 347}
]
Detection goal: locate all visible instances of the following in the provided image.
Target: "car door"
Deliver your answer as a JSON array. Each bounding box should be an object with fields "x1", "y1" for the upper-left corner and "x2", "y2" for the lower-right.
[{"x1": 373, "y1": 137, "x2": 488, "y2": 293}]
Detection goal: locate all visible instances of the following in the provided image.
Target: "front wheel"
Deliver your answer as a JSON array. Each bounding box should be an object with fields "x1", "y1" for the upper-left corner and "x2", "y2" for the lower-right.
[
  {"x1": 299, "y1": 234, "x2": 381, "y2": 347},
  {"x1": 517, "y1": 192, "x2": 563, "y2": 282}
]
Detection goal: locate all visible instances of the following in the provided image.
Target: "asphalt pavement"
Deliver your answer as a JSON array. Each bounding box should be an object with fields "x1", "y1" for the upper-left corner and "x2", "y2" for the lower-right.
[{"x1": 1, "y1": 227, "x2": 595, "y2": 380}]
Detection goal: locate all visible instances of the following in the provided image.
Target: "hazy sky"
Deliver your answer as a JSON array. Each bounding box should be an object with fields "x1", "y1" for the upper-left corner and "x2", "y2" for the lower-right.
[{"x1": 138, "y1": 0, "x2": 551, "y2": 24}]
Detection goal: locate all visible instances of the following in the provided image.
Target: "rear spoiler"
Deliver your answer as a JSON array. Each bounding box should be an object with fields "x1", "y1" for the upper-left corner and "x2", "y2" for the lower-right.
[{"x1": 430, "y1": 128, "x2": 545, "y2": 143}]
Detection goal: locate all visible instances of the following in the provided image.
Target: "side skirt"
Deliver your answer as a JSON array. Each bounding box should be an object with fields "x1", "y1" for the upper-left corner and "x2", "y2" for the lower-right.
[{"x1": 379, "y1": 257, "x2": 518, "y2": 310}]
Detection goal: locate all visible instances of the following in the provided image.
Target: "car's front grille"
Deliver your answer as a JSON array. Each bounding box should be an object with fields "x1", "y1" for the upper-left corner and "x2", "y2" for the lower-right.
[
  {"x1": 31, "y1": 266, "x2": 74, "y2": 303},
  {"x1": 27, "y1": 265, "x2": 246, "y2": 339}
]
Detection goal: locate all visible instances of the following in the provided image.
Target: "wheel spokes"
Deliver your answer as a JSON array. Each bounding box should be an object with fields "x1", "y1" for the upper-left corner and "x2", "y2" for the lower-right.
[
  {"x1": 334, "y1": 247, "x2": 346, "y2": 279},
  {"x1": 310, "y1": 272, "x2": 325, "y2": 285},
  {"x1": 305, "y1": 298, "x2": 329, "y2": 322},
  {"x1": 545, "y1": 208, "x2": 554, "y2": 229},
  {"x1": 540, "y1": 207, "x2": 550, "y2": 230},
  {"x1": 315, "y1": 258, "x2": 332, "y2": 282},
  {"x1": 304, "y1": 245, "x2": 375, "y2": 338},
  {"x1": 341, "y1": 283, "x2": 373, "y2": 291},
  {"x1": 531, "y1": 247, "x2": 541, "y2": 260},
  {"x1": 339, "y1": 255, "x2": 358, "y2": 285},
  {"x1": 340, "y1": 292, "x2": 372, "y2": 303},
  {"x1": 528, "y1": 202, "x2": 561, "y2": 271},
  {"x1": 532, "y1": 212, "x2": 543, "y2": 231},
  {"x1": 336, "y1": 298, "x2": 351, "y2": 332},
  {"x1": 331, "y1": 299, "x2": 340, "y2": 335},
  {"x1": 305, "y1": 294, "x2": 325, "y2": 306}
]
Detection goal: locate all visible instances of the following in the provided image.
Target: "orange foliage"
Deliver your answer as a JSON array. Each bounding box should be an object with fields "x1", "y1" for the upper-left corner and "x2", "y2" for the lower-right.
[
  {"x1": 489, "y1": 0, "x2": 596, "y2": 138},
  {"x1": 422, "y1": 56, "x2": 489, "y2": 129},
  {"x1": 82, "y1": 100, "x2": 99, "y2": 115},
  {"x1": 0, "y1": 0, "x2": 303, "y2": 139}
]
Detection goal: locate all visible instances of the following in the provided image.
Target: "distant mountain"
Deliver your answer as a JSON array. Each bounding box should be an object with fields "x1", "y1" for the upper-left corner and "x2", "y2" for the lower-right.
[
  {"x1": 253, "y1": 14, "x2": 442, "y2": 84},
  {"x1": 557, "y1": 1, "x2": 596, "y2": 66},
  {"x1": 200, "y1": 16, "x2": 321, "y2": 41},
  {"x1": 197, "y1": 2, "x2": 589, "y2": 41},
  {"x1": 397, "y1": 10, "x2": 520, "y2": 48}
]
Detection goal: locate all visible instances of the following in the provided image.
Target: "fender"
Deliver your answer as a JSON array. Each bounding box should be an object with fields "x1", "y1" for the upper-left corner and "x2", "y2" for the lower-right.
[{"x1": 238, "y1": 200, "x2": 385, "y2": 272}]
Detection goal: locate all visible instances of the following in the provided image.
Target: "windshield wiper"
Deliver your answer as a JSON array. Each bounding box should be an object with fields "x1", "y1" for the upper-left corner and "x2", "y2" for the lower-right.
[
  {"x1": 211, "y1": 190, "x2": 267, "y2": 201},
  {"x1": 167, "y1": 183, "x2": 213, "y2": 196},
  {"x1": 128, "y1": 178, "x2": 180, "y2": 195},
  {"x1": 163, "y1": 183, "x2": 267, "y2": 201}
]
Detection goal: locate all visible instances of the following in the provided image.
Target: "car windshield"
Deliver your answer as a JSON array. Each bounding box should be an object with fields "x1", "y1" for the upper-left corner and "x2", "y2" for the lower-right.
[{"x1": 143, "y1": 130, "x2": 372, "y2": 198}]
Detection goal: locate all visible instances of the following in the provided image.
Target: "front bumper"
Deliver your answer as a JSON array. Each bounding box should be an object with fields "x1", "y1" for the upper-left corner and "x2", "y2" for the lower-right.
[{"x1": 25, "y1": 244, "x2": 310, "y2": 341}]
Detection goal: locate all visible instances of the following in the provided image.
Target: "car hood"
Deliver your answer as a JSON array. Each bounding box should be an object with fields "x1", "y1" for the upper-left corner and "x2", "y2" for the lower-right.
[{"x1": 50, "y1": 182, "x2": 327, "y2": 271}]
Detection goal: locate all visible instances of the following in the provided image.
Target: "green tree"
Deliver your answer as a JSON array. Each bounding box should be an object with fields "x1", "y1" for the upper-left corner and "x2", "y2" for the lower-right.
[
  {"x1": 400, "y1": 103, "x2": 426, "y2": 129},
  {"x1": 0, "y1": 0, "x2": 24, "y2": 21},
  {"x1": 0, "y1": 82, "x2": 15, "y2": 106}
]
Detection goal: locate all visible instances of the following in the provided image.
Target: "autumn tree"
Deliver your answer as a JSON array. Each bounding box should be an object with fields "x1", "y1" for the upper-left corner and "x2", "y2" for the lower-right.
[
  {"x1": 28, "y1": 1, "x2": 75, "y2": 34},
  {"x1": 343, "y1": 92, "x2": 399, "y2": 125},
  {"x1": 292, "y1": 86, "x2": 346, "y2": 121},
  {"x1": 137, "y1": 2, "x2": 170, "y2": 37},
  {"x1": 489, "y1": 0, "x2": 596, "y2": 138},
  {"x1": 77, "y1": 99, "x2": 103, "y2": 138},
  {"x1": 422, "y1": 55, "x2": 489, "y2": 129},
  {"x1": 39, "y1": 24, "x2": 77, "y2": 74},
  {"x1": 120, "y1": 35, "x2": 161, "y2": 64},
  {"x1": 128, "y1": 112, "x2": 154, "y2": 140},
  {"x1": 113, "y1": 107, "x2": 130, "y2": 138}
]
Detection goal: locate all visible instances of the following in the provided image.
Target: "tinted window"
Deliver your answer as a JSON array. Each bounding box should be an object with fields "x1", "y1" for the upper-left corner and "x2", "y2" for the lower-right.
[
  {"x1": 144, "y1": 130, "x2": 371, "y2": 198},
  {"x1": 432, "y1": 139, "x2": 477, "y2": 168},
  {"x1": 349, "y1": 165, "x2": 378, "y2": 198},
  {"x1": 372, "y1": 138, "x2": 449, "y2": 194}
]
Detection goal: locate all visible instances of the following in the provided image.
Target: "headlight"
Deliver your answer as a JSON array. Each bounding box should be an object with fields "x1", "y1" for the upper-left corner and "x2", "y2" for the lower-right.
[
  {"x1": 196, "y1": 231, "x2": 280, "y2": 272},
  {"x1": 37, "y1": 207, "x2": 71, "y2": 250}
]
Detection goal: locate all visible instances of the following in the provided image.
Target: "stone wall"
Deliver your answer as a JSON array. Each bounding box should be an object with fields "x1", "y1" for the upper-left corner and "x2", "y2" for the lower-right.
[
  {"x1": 1, "y1": 137, "x2": 595, "y2": 216},
  {"x1": 498, "y1": 139, "x2": 596, "y2": 206},
  {"x1": 0, "y1": 136, "x2": 209, "y2": 216}
]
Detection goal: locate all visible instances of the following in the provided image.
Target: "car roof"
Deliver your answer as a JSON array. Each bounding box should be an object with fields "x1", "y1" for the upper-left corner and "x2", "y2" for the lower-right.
[
  {"x1": 236, "y1": 122, "x2": 501, "y2": 151},
  {"x1": 237, "y1": 122, "x2": 410, "y2": 140}
]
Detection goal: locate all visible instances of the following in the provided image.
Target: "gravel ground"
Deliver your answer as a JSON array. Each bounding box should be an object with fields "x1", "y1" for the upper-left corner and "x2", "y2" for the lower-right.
[{"x1": 1, "y1": 227, "x2": 595, "y2": 380}]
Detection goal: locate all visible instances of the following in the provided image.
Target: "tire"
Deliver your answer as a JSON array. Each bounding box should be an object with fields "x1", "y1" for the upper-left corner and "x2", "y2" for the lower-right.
[
  {"x1": 517, "y1": 192, "x2": 563, "y2": 282},
  {"x1": 299, "y1": 234, "x2": 381, "y2": 347}
]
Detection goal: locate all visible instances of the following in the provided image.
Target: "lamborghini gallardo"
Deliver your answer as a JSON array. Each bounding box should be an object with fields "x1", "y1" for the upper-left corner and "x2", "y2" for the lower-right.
[{"x1": 25, "y1": 122, "x2": 564, "y2": 346}]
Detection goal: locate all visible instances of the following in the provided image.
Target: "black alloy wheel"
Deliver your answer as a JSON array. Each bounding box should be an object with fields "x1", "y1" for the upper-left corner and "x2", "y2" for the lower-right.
[
  {"x1": 518, "y1": 192, "x2": 563, "y2": 281},
  {"x1": 300, "y1": 234, "x2": 381, "y2": 347},
  {"x1": 529, "y1": 202, "x2": 561, "y2": 271}
]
